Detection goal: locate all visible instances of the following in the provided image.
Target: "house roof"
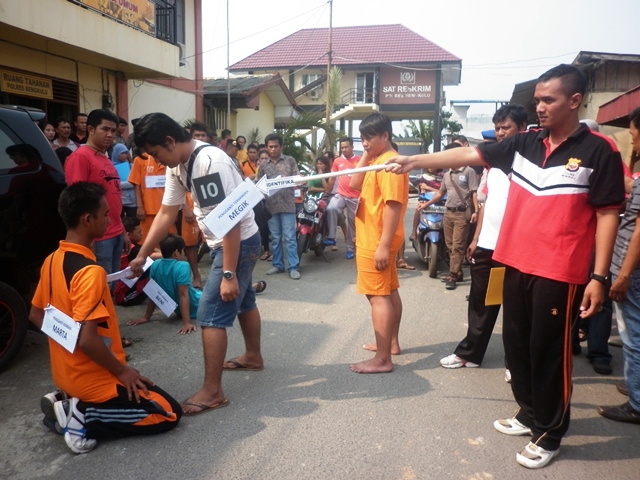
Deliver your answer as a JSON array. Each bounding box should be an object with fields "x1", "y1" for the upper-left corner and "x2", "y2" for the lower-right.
[
  {"x1": 596, "y1": 84, "x2": 640, "y2": 127},
  {"x1": 203, "y1": 73, "x2": 296, "y2": 108},
  {"x1": 229, "y1": 24, "x2": 461, "y2": 71}
]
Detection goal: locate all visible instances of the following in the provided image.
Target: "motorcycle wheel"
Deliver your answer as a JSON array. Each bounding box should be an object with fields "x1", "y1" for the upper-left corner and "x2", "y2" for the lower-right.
[
  {"x1": 428, "y1": 242, "x2": 439, "y2": 278},
  {"x1": 0, "y1": 282, "x2": 28, "y2": 372},
  {"x1": 297, "y1": 233, "x2": 310, "y2": 258}
]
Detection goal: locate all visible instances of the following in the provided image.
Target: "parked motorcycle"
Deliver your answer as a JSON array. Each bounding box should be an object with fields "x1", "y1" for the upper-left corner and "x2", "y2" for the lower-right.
[
  {"x1": 412, "y1": 191, "x2": 447, "y2": 278},
  {"x1": 296, "y1": 190, "x2": 328, "y2": 258}
]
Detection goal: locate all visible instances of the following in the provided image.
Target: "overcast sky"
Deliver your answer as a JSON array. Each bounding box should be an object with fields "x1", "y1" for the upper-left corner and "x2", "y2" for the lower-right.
[{"x1": 202, "y1": 0, "x2": 640, "y2": 108}]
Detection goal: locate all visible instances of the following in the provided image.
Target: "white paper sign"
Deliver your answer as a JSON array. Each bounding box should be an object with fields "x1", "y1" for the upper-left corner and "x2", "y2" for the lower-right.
[
  {"x1": 42, "y1": 305, "x2": 82, "y2": 353},
  {"x1": 203, "y1": 178, "x2": 265, "y2": 239},
  {"x1": 106, "y1": 257, "x2": 154, "y2": 287},
  {"x1": 143, "y1": 278, "x2": 178, "y2": 317},
  {"x1": 145, "y1": 175, "x2": 166, "y2": 188}
]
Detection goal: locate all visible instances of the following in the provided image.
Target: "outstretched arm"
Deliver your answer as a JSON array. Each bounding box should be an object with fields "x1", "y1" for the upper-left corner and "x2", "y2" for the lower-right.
[{"x1": 386, "y1": 147, "x2": 484, "y2": 174}]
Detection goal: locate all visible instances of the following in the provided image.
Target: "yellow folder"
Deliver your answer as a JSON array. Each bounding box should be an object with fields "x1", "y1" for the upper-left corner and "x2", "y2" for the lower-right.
[{"x1": 485, "y1": 267, "x2": 506, "y2": 306}]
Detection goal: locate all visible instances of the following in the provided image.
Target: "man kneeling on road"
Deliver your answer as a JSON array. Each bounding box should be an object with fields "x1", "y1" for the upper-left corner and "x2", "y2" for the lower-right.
[
  {"x1": 30, "y1": 182, "x2": 181, "y2": 454},
  {"x1": 129, "y1": 113, "x2": 264, "y2": 416}
]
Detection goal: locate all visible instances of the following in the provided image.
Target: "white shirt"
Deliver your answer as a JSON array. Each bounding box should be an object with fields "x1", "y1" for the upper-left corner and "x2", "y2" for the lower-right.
[
  {"x1": 477, "y1": 168, "x2": 510, "y2": 251},
  {"x1": 163, "y1": 141, "x2": 258, "y2": 249}
]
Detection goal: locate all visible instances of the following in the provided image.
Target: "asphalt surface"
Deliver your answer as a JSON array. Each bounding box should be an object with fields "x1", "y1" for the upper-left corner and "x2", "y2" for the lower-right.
[{"x1": 1, "y1": 197, "x2": 638, "y2": 480}]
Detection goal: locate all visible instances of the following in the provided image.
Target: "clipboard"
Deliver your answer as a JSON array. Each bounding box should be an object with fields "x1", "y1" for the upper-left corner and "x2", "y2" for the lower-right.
[{"x1": 485, "y1": 267, "x2": 506, "y2": 306}]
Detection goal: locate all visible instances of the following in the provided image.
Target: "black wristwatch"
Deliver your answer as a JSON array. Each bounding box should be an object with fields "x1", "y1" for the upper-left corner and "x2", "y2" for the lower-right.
[
  {"x1": 223, "y1": 270, "x2": 236, "y2": 280},
  {"x1": 590, "y1": 273, "x2": 609, "y2": 285}
]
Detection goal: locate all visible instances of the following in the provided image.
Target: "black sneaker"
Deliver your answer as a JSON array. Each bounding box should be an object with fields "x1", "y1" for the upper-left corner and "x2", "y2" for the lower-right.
[
  {"x1": 592, "y1": 361, "x2": 612, "y2": 375},
  {"x1": 445, "y1": 276, "x2": 456, "y2": 290}
]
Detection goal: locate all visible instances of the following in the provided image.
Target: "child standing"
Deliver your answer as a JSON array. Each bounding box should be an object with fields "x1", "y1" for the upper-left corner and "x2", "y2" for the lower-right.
[
  {"x1": 349, "y1": 113, "x2": 409, "y2": 373},
  {"x1": 128, "y1": 234, "x2": 200, "y2": 335}
]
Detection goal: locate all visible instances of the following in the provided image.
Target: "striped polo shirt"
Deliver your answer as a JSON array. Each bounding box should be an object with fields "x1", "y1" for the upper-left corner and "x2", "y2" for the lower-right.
[{"x1": 477, "y1": 124, "x2": 625, "y2": 284}]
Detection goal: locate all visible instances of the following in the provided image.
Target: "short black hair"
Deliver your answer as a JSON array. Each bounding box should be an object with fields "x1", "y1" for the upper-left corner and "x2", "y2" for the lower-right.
[
  {"x1": 123, "y1": 215, "x2": 140, "y2": 233},
  {"x1": 55, "y1": 146, "x2": 73, "y2": 166},
  {"x1": 444, "y1": 143, "x2": 462, "y2": 150},
  {"x1": 133, "y1": 113, "x2": 190, "y2": 148},
  {"x1": 160, "y1": 234, "x2": 186, "y2": 258},
  {"x1": 221, "y1": 129, "x2": 231, "y2": 139},
  {"x1": 58, "y1": 182, "x2": 106, "y2": 229},
  {"x1": 54, "y1": 116, "x2": 69, "y2": 128},
  {"x1": 264, "y1": 133, "x2": 283, "y2": 146},
  {"x1": 450, "y1": 134, "x2": 468, "y2": 145},
  {"x1": 537, "y1": 64, "x2": 586, "y2": 97},
  {"x1": 118, "y1": 117, "x2": 128, "y2": 126},
  {"x1": 247, "y1": 143, "x2": 259, "y2": 152},
  {"x1": 359, "y1": 113, "x2": 392, "y2": 140},
  {"x1": 493, "y1": 104, "x2": 528, "y2": 128},
  {"x1": 87, "y1": 109, "x2": 119, "y2": 129},
  {"x1": 338, "y1": 136, "x2": 353, "y2": 146},
  {"x1": 189, "y1": 122, "x2": 208, "y2": 135},
  {"x1": 236, "y1": 135, "x2": 246, "y2": 143},
  {"x1": 630, "y1": 107, "x2": 640, "y2": 130},
  {"x1": 76, "y1": 113, "x2": 87, "y2": 120}
]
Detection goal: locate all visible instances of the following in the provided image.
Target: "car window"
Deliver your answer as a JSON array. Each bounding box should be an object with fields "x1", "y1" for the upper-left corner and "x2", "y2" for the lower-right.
[{"x1": 0, "y1": 124, "x2": 42, "y2": 175}]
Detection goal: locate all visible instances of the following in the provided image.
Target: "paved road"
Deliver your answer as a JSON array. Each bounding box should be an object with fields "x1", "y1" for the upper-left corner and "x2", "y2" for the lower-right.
[{"x1": 1, "y1": 199, "x2": 638, "y2": 479}]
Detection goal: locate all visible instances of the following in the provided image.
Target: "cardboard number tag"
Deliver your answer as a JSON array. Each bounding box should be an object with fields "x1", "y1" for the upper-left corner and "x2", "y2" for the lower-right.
[
  {"x1": 193, "y1": 173, "x2": 225, "y2": 208},
  {"x1": 42, "y1": 305, "x2": 82, "y2": 353},
  {"x1": 143, "y1": 278, "x2": 178, "y2": 317},
  {"x1": 485, "y1": 267, "x2": 506, "y2": 306},
  {"x1": 145, "y1": 175, "x2": 166, "y2": 188}
]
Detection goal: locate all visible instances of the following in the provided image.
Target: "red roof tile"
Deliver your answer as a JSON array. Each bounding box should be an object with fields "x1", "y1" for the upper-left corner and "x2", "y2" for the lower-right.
[{"x1": 230, "y1": 24, "x2": 460, "y2": 71}]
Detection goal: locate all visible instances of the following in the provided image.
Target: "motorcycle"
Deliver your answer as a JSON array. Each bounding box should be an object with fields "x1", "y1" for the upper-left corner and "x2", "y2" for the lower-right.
[
  {"x1": 296, "y1": 190, "x2": 328, "y2": 258},
  {"x1": 412, "y1": 191, "x2": 447, "y2": 278}
]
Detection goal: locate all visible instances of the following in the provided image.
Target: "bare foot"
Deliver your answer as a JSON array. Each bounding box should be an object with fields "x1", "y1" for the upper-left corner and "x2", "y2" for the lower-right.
[
  {"x1": 362, "y1": 343, "x2": 401, "y2": 355},
  {"x1": 181, "y1": 389, "x2": 227, "y2": 415},
  {"x1": 127, "y1": 317, "x2": 150, "y2": 326},
  {"x1": 350, "y1": 358, "x2": 394, "y2": 374}
]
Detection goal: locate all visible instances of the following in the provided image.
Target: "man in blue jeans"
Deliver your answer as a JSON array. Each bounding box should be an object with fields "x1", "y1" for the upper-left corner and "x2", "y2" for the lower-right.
[
  {"x1": 260, "y1": 133, "x2": 301, "y2": 280},
  {"x1": 129, "y1": 113, "x2": 263, "y2": 416}
]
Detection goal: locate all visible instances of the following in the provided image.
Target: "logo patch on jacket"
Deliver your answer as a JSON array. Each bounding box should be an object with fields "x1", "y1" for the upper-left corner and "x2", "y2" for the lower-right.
[{"x1": 565, "y1": 158, "x2": 582, "y2": 172}]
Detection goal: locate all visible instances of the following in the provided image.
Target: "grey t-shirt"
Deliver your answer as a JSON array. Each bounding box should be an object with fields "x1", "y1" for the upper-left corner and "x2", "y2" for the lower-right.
[
  {"x1": 611, "y1": 177, "x2": 640, "y2": 278},
  {"x1": 439, "y1": 166, "x2": 479, "y2": 208}
]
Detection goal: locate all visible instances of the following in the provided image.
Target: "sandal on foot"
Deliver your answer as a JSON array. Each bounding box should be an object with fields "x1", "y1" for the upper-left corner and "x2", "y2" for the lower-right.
[
  {"x1": 255, "y1": 280, "x2": 267, "y2": 293},
  {"x1": 260, "y1": 252, "x2": 270, "y2": 260},
  {"x1": 181, "y1": 398, "x2": 230, "y2": 416},
  {"x1": 397, "y1": 260, "x2": 416, "y2": 270}
]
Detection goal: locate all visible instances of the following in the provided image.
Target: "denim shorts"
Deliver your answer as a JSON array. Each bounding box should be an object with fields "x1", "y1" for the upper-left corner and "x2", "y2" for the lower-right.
[{"x1": 197, "y1": 232, "x2": 260, "y2": 328}]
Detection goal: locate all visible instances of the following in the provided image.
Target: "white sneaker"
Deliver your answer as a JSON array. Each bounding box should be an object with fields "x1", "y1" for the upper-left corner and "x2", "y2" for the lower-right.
[
  {"x1": 505, "y1": 369, "x2": 512, "y2": 383},
  {"x1": 54, "y1": 398, "x2": 97, "y2": 454},
  {"x1": 516, "y1": 441, "x2": 559, "y2": 469},
  {"x1": 41, "y1": 389, "x2": 68, "y2": 435},
  {"x1": 439, "y1": 354, "x2": 479, "y2": 369},
  {"x1": 493, "y1": 417, "x2": 532, "y2": 436}
]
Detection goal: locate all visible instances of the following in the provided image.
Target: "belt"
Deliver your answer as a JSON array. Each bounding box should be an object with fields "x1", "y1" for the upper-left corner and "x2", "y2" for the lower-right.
[{"x1": 446, "y1": 206, "x2": 467, "y2": 212}]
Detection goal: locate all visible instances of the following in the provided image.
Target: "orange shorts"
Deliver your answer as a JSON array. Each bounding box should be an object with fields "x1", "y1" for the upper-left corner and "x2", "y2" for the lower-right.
[
  {"x1": 181, "y1": 218, "x2": 201, "y2": 247},
  {"x1": 356, "y1": 249, "x2": 399, "y2": 296},
  {"x1": 140, "y1": 214, "x2": 176, "y2": 245}
]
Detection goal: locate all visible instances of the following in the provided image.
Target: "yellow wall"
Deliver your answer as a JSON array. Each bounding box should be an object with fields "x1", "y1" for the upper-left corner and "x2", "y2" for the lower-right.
[
  {"x1": 235, "y1": 92, "x2": 276, "y2": 142},
  {"x1": 127, "y1": 81, "x2": 196, "y2": 124}
]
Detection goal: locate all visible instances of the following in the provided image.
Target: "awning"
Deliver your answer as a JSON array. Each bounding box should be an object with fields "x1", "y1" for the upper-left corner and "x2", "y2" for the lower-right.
[{"x1": 596, "y1": 85, "x2": 640, "y2": 127}]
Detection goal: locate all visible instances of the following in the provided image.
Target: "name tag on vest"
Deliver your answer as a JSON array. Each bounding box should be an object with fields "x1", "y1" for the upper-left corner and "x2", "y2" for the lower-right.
[
  {"x1": 145, "y1": 175, "x2": 166, "y2": 188},
  {"x1": 143, "y1": 278, "x2": 178, "y2": 317},
  {"x1": 193, "y1": 173, "x2": 225, "y2": 208},
  {"x1": 42, "y1": 305, "x2": 82, "y2": 353}
]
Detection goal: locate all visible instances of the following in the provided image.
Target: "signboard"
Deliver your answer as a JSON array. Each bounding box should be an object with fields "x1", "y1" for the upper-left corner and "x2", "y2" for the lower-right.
[
  {"x1": 379, "y1": 67, "x2": 436, "y2": 105},
  {"x1": 0, "y1": 70, "x2": 53, "y2": 100},
  {"x1": 75, "y1": 0, "x2": 155, "y2": 35}
]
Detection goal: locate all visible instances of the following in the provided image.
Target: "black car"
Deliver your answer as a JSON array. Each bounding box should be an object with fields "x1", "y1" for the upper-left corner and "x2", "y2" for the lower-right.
[{"x1": 0, "y1": 105, "x2": 66, "y2": 371}]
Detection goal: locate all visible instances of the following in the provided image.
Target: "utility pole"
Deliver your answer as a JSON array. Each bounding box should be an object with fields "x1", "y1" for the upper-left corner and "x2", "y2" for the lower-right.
[
  {"x1": 226, "y1": 0, "x2": 231, "y2": 129},
  {"x1": 324, "y1": 0, "x2": 333, "y2": 128}
]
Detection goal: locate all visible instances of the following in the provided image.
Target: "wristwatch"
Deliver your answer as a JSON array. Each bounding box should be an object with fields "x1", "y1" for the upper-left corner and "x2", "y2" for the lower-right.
[
  {"x1": 223, "y1": 270, "x2": 236, "y2": 280},
  {"x1": 590, "y1": 273, "x2": 609, "y2": 285}
]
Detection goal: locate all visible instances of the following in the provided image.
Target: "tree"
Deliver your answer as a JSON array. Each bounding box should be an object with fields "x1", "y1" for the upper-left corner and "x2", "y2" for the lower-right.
[{"x1": 403, "y1": 111, "x2": 463, "y2": 152}]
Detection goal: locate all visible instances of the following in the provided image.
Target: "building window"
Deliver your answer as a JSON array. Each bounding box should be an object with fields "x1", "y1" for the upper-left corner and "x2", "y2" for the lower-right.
[
  {"x1": 356, "y1": 73, "x2": 375, "y2": 104},
  {"x1": 154, "y1": 0, "x2": 185, "y2": 45},
  {"x1": 302, "y1": 74, "x2": 322, "y2": 100}
]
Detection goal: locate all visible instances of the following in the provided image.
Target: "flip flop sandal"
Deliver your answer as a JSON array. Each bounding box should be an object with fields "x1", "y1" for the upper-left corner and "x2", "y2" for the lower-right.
[
  {"x1": 260, "y1": 252, "x2": 270, "y2": 260},
  {"x1": 255, "y1": 280, "x2": 267, "y2": 293}
]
